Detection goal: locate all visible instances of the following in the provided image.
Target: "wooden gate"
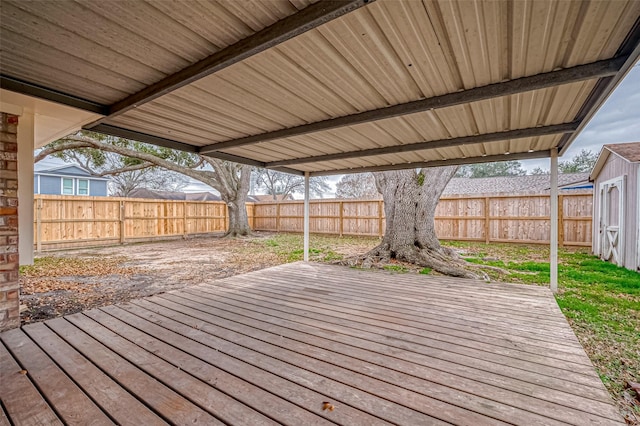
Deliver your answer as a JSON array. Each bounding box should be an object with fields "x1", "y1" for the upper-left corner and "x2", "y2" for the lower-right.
[{"x1": 599, "y1": 176, "x2": 625, "y2": 266}]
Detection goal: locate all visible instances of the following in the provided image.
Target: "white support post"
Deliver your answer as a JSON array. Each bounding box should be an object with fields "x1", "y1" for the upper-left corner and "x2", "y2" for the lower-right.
[
  {"x1": 550, "y1": 148, "x2": 559, "y2": 292},
  {"x1": 303, "y1": 171, "x2": 310, "y2": 262},
  {"x1": 17, "y1": 112, "x2": 35, "y2": 265}
]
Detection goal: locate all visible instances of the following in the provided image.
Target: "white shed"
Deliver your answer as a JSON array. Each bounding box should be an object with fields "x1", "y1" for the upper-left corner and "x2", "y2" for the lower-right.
[{"x1": 590, "y1": 142, "x2": 640, "y2": 271}]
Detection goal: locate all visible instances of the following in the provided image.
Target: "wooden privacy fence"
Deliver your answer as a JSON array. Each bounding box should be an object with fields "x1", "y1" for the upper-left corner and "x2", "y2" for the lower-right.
[
  {"x1": 33, "y1": 193, "x2": 592, "y2": 251},
  {"x1": 252, "y1": 194, "x2": 593, "y2": 247},
  {"x1": 33, "y1": 195, "x2": 255, "y2": 251}
]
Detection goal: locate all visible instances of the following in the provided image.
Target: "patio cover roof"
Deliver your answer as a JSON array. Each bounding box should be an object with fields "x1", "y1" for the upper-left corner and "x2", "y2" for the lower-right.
[{"x1": 1, "y1": 0, "x2": 639, "y2": 176}]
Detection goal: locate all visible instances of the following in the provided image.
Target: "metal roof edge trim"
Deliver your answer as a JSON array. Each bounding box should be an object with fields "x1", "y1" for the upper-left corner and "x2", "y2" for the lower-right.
[
  {"x1": 0, "y1": 74, "x2": 109, "y2": 115},
  {"x1": 310, "y1": 151, "x2": 552, "y2": 177}
]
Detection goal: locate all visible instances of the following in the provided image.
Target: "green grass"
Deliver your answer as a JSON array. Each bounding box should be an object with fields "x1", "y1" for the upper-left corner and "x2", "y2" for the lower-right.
[
  {"x1": 443, "y1": 241, "x2": 640, "y2": 418},
  {"x1": 250, "y1": 233, "x2": 367, "y2": 263},
  {"x1": 383, "y1": 264, "x2": 408, "y2": 273}
]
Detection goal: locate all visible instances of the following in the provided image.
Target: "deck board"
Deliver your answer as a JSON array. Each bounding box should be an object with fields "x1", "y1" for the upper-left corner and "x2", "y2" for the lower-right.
[
  {"x1": 21, "y1": 323, "x2": 167, "y2": 426},
  {"x1": 0, "y1": 262, "x2": 624, "y2": 425},
  {"x1": 160, "y1": 291, "x2": 610, "y2": 407},
  {"x1": 1, "y1": 328, "x2": 113, "y2": 426},
  {"x1": 214, "y1": 275, "x2": 586, "y2": 351},
  {"x1": 0, "y1": 340, "x2": 62, "y2": 426}
]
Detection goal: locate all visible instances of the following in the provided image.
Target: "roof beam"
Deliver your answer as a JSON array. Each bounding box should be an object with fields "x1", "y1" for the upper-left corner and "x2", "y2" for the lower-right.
[
  {"x1": 266, "y1": 122, "x2": 579, "y2": 167},
  {"x1": 86, "y1": 0, "x2": 372, "y2": 127},
  {"x1": 90, "y1": 124, "x2": 199, "y2": 153},
  {"x1": 90, "y1": 124, "x2": 303, "y2": 175},
  {"x1": 199, "y1": 57, "x2": 624, "y2": 154},
  {"x1": 310, "y1": 150, "x2": 552, "y2": 177},
  {"x1": 0, "y1": 75, "x2": 109, "y2": 115}
]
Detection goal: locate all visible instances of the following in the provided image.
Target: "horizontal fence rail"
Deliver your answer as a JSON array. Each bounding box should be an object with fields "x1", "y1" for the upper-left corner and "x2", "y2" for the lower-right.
[{"x1": 33, "y1": 193, "x2": 592, "y2": 251}]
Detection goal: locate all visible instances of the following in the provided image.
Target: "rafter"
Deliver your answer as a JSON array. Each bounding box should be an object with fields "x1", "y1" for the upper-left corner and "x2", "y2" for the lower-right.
[
  {"x1": 199, "y1": 57, "x2": 624, "y2": 154},
  {"x1": 310, "y1": 151, "x2": 552, "y2": 177},
  {"x1": 265, "y1": 122, "x2": 578, "y2": 167},
  {"x1": 89, "y1": 124, "x2": 303, "y2": 175}
]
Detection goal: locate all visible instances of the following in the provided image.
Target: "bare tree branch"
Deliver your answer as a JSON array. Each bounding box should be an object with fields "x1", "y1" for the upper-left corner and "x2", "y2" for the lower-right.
[
  {"x1": 34, "y1": 141, "x2": 94, "y2": 162},
  {"x1": 36, "y1": 132, "x2": 253, "y2": 236},
  {"x1": 96, "y1": 162, "x2": 155, "y2": 176}
]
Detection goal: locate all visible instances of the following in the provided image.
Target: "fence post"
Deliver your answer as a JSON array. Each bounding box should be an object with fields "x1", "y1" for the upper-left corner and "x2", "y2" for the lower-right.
[
  {"x1": 183, "y1": 201, "x2": 188, "y2": 237},
  {"x1": 224, "y1": 204, "x2": 228, "y2": 232},
  {"x1": 339, "y1": 201, "x2": 344, "y2": 237},
  {"x1": 119, "y1": 200, "x2": 125, "y2": 244},
  {"x1": 276, "y1": 202, "x2": 280, "y2": 232},
  {"x1": 484, "y1": 197, "x2": 490, "y2": 244},
  {"x1": 558, "y1": 194, "x2": 564, "y2": 247},
  {"x1": 36, "y1": 198, "x2": 42, "y2": 252},
  {"x1": 378, "y1": 200, "x2": 383, "y2": 238}
]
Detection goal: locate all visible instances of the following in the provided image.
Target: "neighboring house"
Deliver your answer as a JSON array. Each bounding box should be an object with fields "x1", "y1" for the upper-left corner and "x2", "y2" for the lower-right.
[
  {"x1": 127, "y1": 188, "x2": 221, "y2": 201},
  {"x1": 442, "y1": 173, "x2": 592, "y2": 196},
  {"x1": 590, "y1": 142, "x2": 640, "y2": 272},
  {"x1": 34, "y1": 165, "x2": 109, "y2": 196}
]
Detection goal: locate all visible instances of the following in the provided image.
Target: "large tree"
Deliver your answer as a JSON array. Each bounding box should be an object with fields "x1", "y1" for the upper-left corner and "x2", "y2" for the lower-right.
[
  {"x1": 559, "y1": 149, "x2": 597, "y2": 173},
  {"x1": 353, "y1": 166, "x2": 480, "y2": 278},
  {"x1": 335, "y1": 173, "x2": 379, "y2": 199},
  {"x1": 528, "y1": 149, "x2": 597, "y2": 175},
  {"x1": 53, "y1": 148, "x2": 189, "y2": 196},
  {"x1": 456, "y1": 160, "x2": 526, "y2": 178},
  {"x1": 252, "y1": 169, "x2": 330, "y2": 200},
  {"x1": 108, "y1": 168, "x2": 189, "y2": 196},
  {"x1": 36, "y1": 132, "x2": 252, "y2": 237}
]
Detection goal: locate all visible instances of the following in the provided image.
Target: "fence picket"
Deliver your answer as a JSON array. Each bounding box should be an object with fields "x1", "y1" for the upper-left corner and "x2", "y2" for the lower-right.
[{"x1": 33, "y1": 193, "x2": 593, "y2": 251}]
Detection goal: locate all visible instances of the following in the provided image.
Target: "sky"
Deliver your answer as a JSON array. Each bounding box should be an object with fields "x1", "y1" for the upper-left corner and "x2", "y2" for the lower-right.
[
  {"x1": 37, "y1": 63, "x2": 640, "y2": 196},
  {"x1": 521, "y1": 63, "x2": 640, "y2": 172}
]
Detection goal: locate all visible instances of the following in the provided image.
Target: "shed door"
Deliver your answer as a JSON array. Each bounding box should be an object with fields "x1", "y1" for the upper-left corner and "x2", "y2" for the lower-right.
[{"x1": 599, "y1": 176, "x2": 625, "y2": 266}]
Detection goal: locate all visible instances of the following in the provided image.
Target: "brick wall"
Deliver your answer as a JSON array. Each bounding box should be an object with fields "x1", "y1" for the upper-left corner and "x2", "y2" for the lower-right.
[{"x1": 0, "y1": 112, "x2": 20, "y2": 331}]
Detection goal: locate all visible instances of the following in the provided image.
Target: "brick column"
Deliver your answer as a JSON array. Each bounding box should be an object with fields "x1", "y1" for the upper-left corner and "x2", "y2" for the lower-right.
[{"x1": 0, "y1": 112, "x2": 20, "y2": 331}]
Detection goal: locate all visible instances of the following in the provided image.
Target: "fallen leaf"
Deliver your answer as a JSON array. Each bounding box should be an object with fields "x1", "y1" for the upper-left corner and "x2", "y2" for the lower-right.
[
  {"x1": 322, "y1": 401, "x2": 335, "y2": 412},
  {"x1": 19, "y1": 370, "x2": 27, "y2": 375}
]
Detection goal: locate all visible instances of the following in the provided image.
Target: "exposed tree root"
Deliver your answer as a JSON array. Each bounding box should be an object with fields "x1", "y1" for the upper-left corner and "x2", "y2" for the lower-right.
[
  {"x1": 223, "y1": 229, "x2": 252, "y2": 238},
  {"x1": 342, "y1": 243, "x2": 508, "y2": 281}
]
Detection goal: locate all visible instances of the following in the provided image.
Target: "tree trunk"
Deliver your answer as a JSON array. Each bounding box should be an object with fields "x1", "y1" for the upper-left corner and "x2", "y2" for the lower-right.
[
  {"x1": 219, "y1": 164, "x2": 252, "y2": 237},
  {"x1": 225, "y1": 191, "x2": 251, "y2": 237},
  {"x1": 360, "y1": 167, "x2": 477, "y2": 278},
  {"x1": 36, "y1": 134, "x2": 256, "y2": 238}
]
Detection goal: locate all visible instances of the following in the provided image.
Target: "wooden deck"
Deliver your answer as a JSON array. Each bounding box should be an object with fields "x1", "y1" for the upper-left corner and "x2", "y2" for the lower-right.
[{"x1": 1, "y1": 262, "x2": 623, "y2": 425}]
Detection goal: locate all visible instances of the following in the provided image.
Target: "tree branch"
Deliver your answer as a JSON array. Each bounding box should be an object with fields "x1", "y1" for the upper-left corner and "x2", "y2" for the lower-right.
[
  {"x1": 56, "y1": 134, "x2": 217, "y2": 185},
  {"x1": 34, "y1": 141, "x2": 95, "y2": 163},
  {"x1": 96, "y1": 162, "x2": 155, "y2": 176}
]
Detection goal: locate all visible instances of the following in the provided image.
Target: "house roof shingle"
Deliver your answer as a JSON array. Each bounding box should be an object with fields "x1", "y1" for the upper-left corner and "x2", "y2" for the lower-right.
[
  {"x1": 442, "y1": 173, "x2": 590, "y2": 196},
  {"x1": 603, "y1": 142, "x2": 640, "y2": 163}
]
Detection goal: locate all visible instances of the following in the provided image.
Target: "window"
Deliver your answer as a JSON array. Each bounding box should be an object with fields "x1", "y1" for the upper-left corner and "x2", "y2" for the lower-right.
[
  {"x1": 77, "y1": 179, "x2": 89, "y2": 195},
  {"x1": 62, "y1": 178, "x2": 73, "y2": 195}
]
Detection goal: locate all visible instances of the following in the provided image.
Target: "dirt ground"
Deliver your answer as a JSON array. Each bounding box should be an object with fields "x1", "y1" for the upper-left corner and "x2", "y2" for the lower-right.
[{"x1": 19, "y1": 232, "x2": 375, "y2": 324}]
